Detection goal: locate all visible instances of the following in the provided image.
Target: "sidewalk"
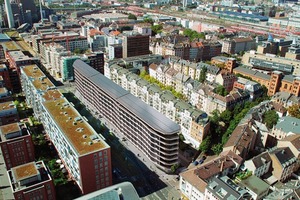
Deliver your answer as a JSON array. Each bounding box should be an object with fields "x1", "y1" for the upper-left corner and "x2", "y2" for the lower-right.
[{"x1": 0, "y1": 150, "x2": 14, "y2": 200}]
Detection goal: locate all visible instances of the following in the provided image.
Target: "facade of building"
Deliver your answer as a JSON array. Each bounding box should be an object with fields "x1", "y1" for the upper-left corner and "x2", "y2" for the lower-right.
[
  {"x1": 0, "y1": 101, "x2": 19, "y2": 126},
  {"x1": 83, "y1": 52, "x2": 104, "y2": 74},
  {"x1": 243, "y1": 151, "x2": 272, "y2": 178},
  {"x1": 271, "y1": 116, "x2": 300, "y2": 139},
  {"x1": 0, "y1": 122, "x2": 35, "y2": 170},
  {"x1": 233, "y1": 66, "x2": 300, "y2": 97},
  {"x1": 268, "y1": 147, "x2": 298, "y2": 182},
  {"x1": 74, "y1": 60, "x2": 180, "y2": 172},
  {"x1": 7, "y1": 161, "x2": 56, "y2": 200},
  {"x1": 222, "y1": 37, "x2": 255, "y2": 54},
  {"x1": 242, "y1": 51, "x2": 300, "y2": 76},
  {"x1": 5, "y1": 50, "x2": 36, "y2": 92},
  {"x1": 122, "y1": 33, "x2": 150, "y2": 58},
  {"x1": 211, "y1": 56, "x2": 237, "y2": 73},
  {"x1": 20, "y1": 64, "x2": 112, "y2": 194},
  {"x1": 215, "y1": 71, "x2": 236, "y2": 92},
  {"x1": 0, "y1": 87, "x2": 12, "y2": 102},
  {"x1": 0, "y1": 64, "x2": 12, "y2": 90}
]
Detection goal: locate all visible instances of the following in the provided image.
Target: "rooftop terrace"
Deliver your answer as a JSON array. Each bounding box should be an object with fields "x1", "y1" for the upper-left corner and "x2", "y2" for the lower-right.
[{"x1": 43, "y1": 98, "x2": 108, "y2": 155}]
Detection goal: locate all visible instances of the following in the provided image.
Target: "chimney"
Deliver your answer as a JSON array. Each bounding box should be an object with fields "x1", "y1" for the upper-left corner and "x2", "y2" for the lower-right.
[{"x1": 220, "y1": 160, "x2": 225, "y2": 172}]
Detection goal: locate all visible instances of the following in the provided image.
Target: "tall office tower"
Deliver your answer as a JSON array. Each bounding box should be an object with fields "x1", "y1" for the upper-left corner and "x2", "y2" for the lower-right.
[
  {"x1": 14, "y1": 0, "x2": 38, "y2": 22},
  {"x1": 122, "y1": 32, "x2": 150, "y2": 58},
  {"x1": 4, "y1": 0, "x2": 15, "y2": 28}
]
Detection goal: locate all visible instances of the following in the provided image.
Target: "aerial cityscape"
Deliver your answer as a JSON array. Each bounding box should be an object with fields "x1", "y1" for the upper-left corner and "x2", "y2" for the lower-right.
[{"x1": 0, "y1": 0, "x2": 300, "y2": 199}]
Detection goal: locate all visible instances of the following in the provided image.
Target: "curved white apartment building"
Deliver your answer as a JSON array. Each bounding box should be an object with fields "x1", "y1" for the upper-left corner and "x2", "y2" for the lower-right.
[{"x1": 73, "y1": 60, "x2": 181, "y2": 172}]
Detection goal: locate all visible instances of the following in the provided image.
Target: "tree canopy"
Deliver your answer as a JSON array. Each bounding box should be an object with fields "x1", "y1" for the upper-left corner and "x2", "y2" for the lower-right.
[
  {"x1": 263, "y1": 110, "x2": 279, "y2": 129},
  {"x1": 199, "y1": 67, "x2": 207, "y2": 83},
  {"x1": 288, "y1": 104, "x2": 300, "y2": 119},
  {"x1": 128, "y1": 13, "x2": 137, "y2": 20},
  {"x1": 183, "y1": 29, "x2": 205, "y2": 41},
  {"x1": 214, "y1": 85, "x2": 229, "y2": 96},
  {"x1": 151, "y1": 24, "x2": 163, "y2": 34}
]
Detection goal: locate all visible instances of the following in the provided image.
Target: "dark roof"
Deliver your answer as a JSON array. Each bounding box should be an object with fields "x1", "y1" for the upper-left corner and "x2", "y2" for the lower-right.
[
  {"x1": 251, "y1": 151, "x2": 272, "y2": 168},
  {"x1": 269, "y1": 147, "x2": 295, "y2": 165},
  {"x1": 73, "y1": 59, "x2": 180, "y2": 135}
]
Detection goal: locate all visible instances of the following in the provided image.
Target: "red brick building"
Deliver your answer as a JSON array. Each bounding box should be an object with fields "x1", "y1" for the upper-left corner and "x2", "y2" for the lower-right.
[
  {"x1": 0, "y1": 64, "x2": 12, "y2": 90},
  {"x1": 0, "y1": 123, "x2": 35, "y2": 169},
  {"x1": 8, "y1": 161, "x2": 56, "y2": 200},
  {"x1": 5, "y1": 51, "x2": 36, "y2": 92}
]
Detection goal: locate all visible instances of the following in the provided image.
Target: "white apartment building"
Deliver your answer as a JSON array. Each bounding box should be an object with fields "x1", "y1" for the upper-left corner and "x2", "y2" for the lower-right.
[
  {"x1": 107, "y1": 64, "x2": 209, "y2": 148},
  {"x1": 20, "y1": 64, "x2": 112, "y2": 194}
]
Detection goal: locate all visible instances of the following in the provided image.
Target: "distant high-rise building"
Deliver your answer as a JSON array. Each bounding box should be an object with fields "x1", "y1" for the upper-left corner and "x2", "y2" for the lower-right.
[
  {"x1": 14, "y1": 0, "x2": 38, "y2": 22},
  {"x1": 4, "y1": 0, "x2": 15, "y2": 28},
  {"x1": 122, "y1": 32, "x2": 149, "y2": 58}
]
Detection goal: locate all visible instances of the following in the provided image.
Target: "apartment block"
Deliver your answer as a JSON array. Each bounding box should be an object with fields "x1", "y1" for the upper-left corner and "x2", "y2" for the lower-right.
[
  {"x1": 0, "y1": 64, "x2": 12, "y2": 89},
  {"x1": 42, "y1": 98, "x2": 112, "y2": 194},
  {"x1": 7, "y1": 161, "x2": 56, "y2": 200},
  {"x1": 233, "y1": 77, "x2": 263, "y2": 100},
  {"x1": 74, "y1": 60, "x2": 180, "y2": 172},
  {"x1": 0, "y1": 122, "x2": 35, "y2": 169},
  {"x1": 221, "y1": 37, "x2": 255, "y2": 54},
  {"x1": 5, "y1": 50, "x2": 36, "y2": 92},
  {"x1": 268, "y1": 147, "x2": 298, "y2": 182},
  {"x1": 179, "y1": 150, "x2": 243, "y2": 200},
  {"x1": 215, "y1": 70, "x2": 237, "y2": 92},
  {"x1": 0, "y1": 101, "x2": 19, "y2": 125},
  {"x1": 243, "y1": 151, "x2": 272, "y2": 178},
  {"x1": 82, "y1": 52, "x2": 105, "y2": 74},
  {"x1": 20, "y1": 64, "x2": 111, "y2": 194},
  {"x1": 0, "y1": 87, "x2": 12, "y2": 102},
  {"x1": 20, "y1": 65, "x2": 62, "y2": 119}
]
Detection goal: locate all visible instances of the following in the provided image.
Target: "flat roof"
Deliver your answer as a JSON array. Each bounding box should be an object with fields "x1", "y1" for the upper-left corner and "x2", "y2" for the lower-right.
[
  {"x1": 0, "y1": 64, "x2": 7, "y2": 69},
  {"x1": 7, "y1": 50, "x2": 30, "y2": 61},
  {"x1": 239, "y1": 175, "x2": 269, "y2": 196},
  {"x1": 0, "y1": 101, "x2": 16, "y2": 112},
  {"x1": 43, "y1": 98, "x2": 108, "y2": 156},
  {"x1": 0, "y1": 123, "x2": 20, "y2": 136},
  {"x1": 12, "y1": 162, "x2": 39, "y2": 182},
  {"x1": 275, "y1": 116, "x2": 300, "y2": 134},
  {"x1": 0, "y1": 87, "x2": 7, "y2": 94},
  {"x1": 75, "y1": 182, "x2": 140, "y2": 200},
  {"x1": 1, "y1": 41, "x2": 20, "y2": 51},
  {"x1": 74, "y1": 59, "x2": 181, "y2": 135}
]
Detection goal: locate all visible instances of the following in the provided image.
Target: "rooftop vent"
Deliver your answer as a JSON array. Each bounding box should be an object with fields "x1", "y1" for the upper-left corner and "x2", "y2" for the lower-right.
[
  {"x1": 82, "y1": 135, "x2": 87, "y2": 139},
  {"x1": 88, "y1": 142, "x2": 93, "y2": 145}
]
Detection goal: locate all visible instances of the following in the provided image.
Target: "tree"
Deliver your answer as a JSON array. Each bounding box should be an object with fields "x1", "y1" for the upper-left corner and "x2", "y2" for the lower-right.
[
  {"x1": 199, "y1": 67, "x2": 207, "y2": 83},
  {"x1": 171, "y1": 163, "x2": 179, "y2": 173},
  {"x1": 128, "y1": 13, "x2": 137, "y2": 20},
  {"x1": 151, "y1": 24, "x2": 163, "y2": 34},
  {"x1": 220, "y1": 110, "x2": 232, "y2": 124},
  {"x1": 214, "y1": 85, "x2": 229, "y2": 96},
  {"x1": 263, "y1": 110, "x2": 279, "y2": 129},
  {"x1": 143, "y1": 18, "x2": 154, "y2": 24},
  {"x1": 74, "y1": 48, "x2": 81, "y2": 55},
  {"x1": 183, "y1": 29, "x2": 205, "y2": 41},
  {"x1": 199, "y1": 135, "x2": 211, "y2": 153},
  {"x1": 211, "y1": 143, "x2": 223, "y2": 155},
  {"x1": 288, "y1": 104, "x2": 300, "y2": 119}
]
